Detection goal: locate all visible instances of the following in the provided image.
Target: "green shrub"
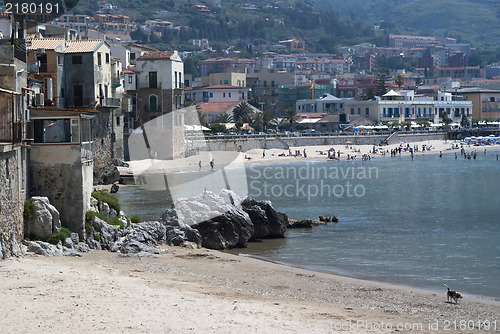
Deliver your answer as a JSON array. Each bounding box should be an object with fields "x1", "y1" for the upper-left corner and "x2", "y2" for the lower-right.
[
  {"x1": 24, "y1": 199, "x2": 36, "y2": 219},
  {"x1": 85, "y1": 210, "x2": 125, "y2": 230},
  {"x1": 91, "y1": 189, "x2": 120, "y2": 212},
  {"x1": 109, "y1": 217, "x2": 125, "y2": 229},
  {"x1": 130, "y1": 215, "x2": 141, "y2": 224},
  {"x1": 47, "y1": 227, "x2": 72, "y2": 245},
  {"x1": 94, "y1": 232, "x2": 101, "y2": 242}
]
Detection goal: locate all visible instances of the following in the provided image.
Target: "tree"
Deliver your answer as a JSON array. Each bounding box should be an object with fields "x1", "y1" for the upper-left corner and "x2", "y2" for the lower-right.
[
  {"x1": 460, "y1": 112, "x2": 470, "y2": 128},
  {"x1": 395, "y1": 74, "x2": 404, "y2": 89},
  {"x1": 210, "y1": 123, "x2": 226, "y2": 133},
  {"x1": 285, "y1": 108, "x2": 298, "y2": 130},
  {"x1": 215, "y1": 114, "x2": 233, "y2": 123},
  {"x1": 232, "y1": 102, "x2": 253, "y2": 124},
  {"x1": 375, "y1": 68, "x2": 391, "y2": 96},
  {"x1": 262, "y1": 111, "x2": 277, "y2": 131},
  {"x1": 252, "y1": 112, "x2": 263, "y2": 132}
]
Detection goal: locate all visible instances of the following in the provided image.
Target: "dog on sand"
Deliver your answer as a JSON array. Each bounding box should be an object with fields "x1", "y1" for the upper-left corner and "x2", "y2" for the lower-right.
[{"x1": 444, "y1": 284, "x2": 462, "y2": 304}]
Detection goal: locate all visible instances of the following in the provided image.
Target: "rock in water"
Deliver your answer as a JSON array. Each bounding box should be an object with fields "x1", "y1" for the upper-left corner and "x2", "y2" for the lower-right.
[
  {"x1": 192, "y1": 207, "x2": 253, "y2": 250},
  {"x1": 241, "y1": 197, "x2": 288, "y2": 239}
]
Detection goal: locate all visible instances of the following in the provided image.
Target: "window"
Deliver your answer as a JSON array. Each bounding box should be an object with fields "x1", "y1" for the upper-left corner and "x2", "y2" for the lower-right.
[
  {"x1": 33, "y1": 119, "x2": 71, "y2": 143},
  {"x1": 57, "y1": 55, "x2": 63, "y2": 66},
  {"x1": 209, "y1": 93, "x2": 213, "y2": 98},
  {"x1": 128, "y1": 76, "x2": 133, "y2": 84},
  {"x1": 149, "y1": 95, "x2": 157, "y2": 112},
  {"x1": 106, "y1": 53, "x2": 110, "y2": 64},
  {"x1": 72, "y1": 55, "x2": 82, "y2": 65},
  {"x1": 149, "y1": 72, "x2": 157, "y2": 88},
  {"x1": 116, "y1": 116, "x2": 120, "y2": 126},
  {"x1": 357, "y1": 108, "x2": 361, "y2": 115},
  {"x1": 350, "y1": 108, "x2": 354, "y2": 115},
  {"x1": 228, "y1": 92, "x2": 231, "y2": 98},
  {"x1": 223, "y1": 93, "x2": 226, "y2": 98},
  {"x1": 366, "y1": 108, "x2": 370, "y2": 116},
  {"x1": 130, "y1": 52, "x2": 136, "y2": 61},
  {"x1": 97, "y1": 52, "x2": 102, "y2": 66}
]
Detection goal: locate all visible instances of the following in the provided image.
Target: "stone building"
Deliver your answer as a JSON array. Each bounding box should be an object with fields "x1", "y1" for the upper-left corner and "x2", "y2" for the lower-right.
[{"x1": 0, "y1": 15, "x2": 30, "y2": 258}]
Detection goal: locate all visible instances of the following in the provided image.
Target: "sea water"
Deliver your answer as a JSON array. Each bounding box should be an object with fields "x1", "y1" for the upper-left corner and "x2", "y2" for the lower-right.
[{"x1": 116, "y1": 150, "x2": 500, "y2": 299}]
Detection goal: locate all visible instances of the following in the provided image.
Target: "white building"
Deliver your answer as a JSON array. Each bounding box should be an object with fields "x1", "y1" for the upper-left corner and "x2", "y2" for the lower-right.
[
  {"x1": 185, "y1": 84, "x2": 251, "y2": 104},
  {"x1": 343, "y1": 90, "x2": 472, "y2": 124},
  {"x1": 296, "y1": 93, "x2": 345, "y2": 114}
]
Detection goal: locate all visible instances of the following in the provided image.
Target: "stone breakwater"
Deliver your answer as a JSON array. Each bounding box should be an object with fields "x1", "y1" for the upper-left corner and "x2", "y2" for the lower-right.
[{"x1": 22, "y1": 190, "x2": 289, "y2": 258}]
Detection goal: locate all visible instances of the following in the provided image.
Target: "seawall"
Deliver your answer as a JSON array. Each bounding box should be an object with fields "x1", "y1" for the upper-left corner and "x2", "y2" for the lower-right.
[{"x1": 187, "y1": 132, "x2": 446, "y2": 152}]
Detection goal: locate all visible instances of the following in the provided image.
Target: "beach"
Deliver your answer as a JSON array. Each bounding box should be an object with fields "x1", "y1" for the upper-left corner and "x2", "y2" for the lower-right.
[
  {"x1": 121, "y1": 139, "x2": 475, "y2": 176},
  {"x1": 1, "y1": 247, "x2": 499, "y2": 333}
]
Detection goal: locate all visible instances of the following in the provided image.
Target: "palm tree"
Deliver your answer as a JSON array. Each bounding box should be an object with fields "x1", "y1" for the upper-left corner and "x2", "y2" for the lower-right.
[
  {"x1": 285, "y1": 108, "x2": 298, "y2": 130},
  {"x1": 262, "y1": 111, "x2": 277, "y2": 131},
  {"x1": 215, "y1": 113, "x2": 233, "y2": 123},
  {"x1": 232, "y1": 102, "x2": 253, "y2": 124},
  {"x1": 252, "y1": 112, "x2": 263, "y2": 132}
]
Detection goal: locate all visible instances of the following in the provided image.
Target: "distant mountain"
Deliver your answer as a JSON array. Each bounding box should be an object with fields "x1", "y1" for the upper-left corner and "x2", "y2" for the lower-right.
[{"x1": 313, "y1": 0, "x2": 500, "y2": 47}]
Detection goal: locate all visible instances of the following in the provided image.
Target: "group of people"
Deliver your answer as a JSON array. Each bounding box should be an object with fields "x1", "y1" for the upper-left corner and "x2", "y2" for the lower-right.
[{"x1": 198, "y1": 159, "x2": 215, "y2": 170}]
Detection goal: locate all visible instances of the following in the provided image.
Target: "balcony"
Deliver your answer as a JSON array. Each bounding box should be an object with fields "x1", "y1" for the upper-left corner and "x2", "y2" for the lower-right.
[
  {"x1": 0, "y1": 38, "x2": 26, "y2": 63},
  {"x1": 101, "y1": 97, "x2": 121, "y2": 108}
]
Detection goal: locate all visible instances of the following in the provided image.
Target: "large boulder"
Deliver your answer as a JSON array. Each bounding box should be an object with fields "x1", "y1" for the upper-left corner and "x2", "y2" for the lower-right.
[
  {"x1": 241, "y1": 197, "x2": 288, "y2": 240},
  {"x1": 192, "y1": 207, "x2": 254, "y2": 250},
  {"x1": 24, "y1": 197, "x2": 61, "y2": 240}
]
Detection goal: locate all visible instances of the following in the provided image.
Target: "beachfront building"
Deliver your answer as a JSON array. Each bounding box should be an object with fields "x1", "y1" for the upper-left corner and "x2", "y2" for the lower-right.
[
  {"x1": 0, "y1": 14, "x2": 30, "y2": 258},
  {"x1": 455, "y1": 87, "x2": 500, "y2": 120},
  {"x1": 296, "y1": 93, "x2": 345, "y2": 115},
  {"x1": 185, "y1": 84, "x2": 250, "y2": 104},
  {"x1": 131, "y1": 51, "x2": 184, "y2": 123},
  {"x1": 343, "y1": 90, "x2": 472, "y2": 125},
  {"x1": 124, "y1": 51, "x2": 185, "y2": 160},
  {"x1": 29, "y1": 107, "x2": 96, "y2": 238},
  {"x1": 278, "y1": 82, "x2": 336, "y2": 116},
  {"x1": 246, "y1": 69, "x2": 293, "y2": 114}
]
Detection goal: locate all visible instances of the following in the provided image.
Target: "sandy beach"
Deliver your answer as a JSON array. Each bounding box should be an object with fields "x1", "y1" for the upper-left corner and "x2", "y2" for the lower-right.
[
  {"x1": 1, "y1": 247, "x2": 499, "y2": 334},
  {"x1": 5, "y1": 138, "x2": 499, "y2": 333},
  {"x1": 121, "y1": 138, "x2": 487, "y2": 176},
  {"x1": 0, "y1": 247, "x2": 500, "y2": 333}
]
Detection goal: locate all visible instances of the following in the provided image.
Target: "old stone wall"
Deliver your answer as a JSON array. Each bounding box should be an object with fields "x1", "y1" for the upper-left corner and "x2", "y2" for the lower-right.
[
  {"x1": 0, "y1": 149, "x2": 24, "y2": 259},
  {"x1": 30, "y1": 145, "x2": 94, "y2": 239},
  {"x1": 94, "y1": 109, "x2": 118, "y2": 184}
]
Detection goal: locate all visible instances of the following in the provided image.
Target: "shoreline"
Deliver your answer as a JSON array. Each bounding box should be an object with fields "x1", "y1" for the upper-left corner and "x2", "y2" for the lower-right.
[
  {"x1": 237, "y1": 250, "x2": 500, "y2": 304},
  {"x1": 1, "y1": 248, "x2": 499, "y2": 333},
  {"x1": 120, "y1": 139, "x2": 500, "y2": 177}
]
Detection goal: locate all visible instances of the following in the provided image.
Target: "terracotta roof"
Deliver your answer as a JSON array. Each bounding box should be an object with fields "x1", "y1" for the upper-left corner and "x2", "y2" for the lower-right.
[
  {"x1": 123, "y1": 69, "x2": 135, "y2": 74},
  {"x1": 127, "y1": 43, "x2": 158, "y2": 52},
  {"x1": 196, "y1": 101, "x2": 243, "y2": 113},
  {"x1": 64, "y1": 40, "x2": 105, "y2": 53},
  {"x1": 136, "y1": 51, "x2": 174, "y2": 60},
  {"x1": 27, "y1": 38, "x2": 65, "y2": 51}
]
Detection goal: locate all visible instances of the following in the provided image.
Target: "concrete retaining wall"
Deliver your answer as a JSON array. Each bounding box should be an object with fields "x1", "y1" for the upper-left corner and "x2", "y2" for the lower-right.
[{"x1": 189, "y1": 133, "x2": 446, "y2": 152}]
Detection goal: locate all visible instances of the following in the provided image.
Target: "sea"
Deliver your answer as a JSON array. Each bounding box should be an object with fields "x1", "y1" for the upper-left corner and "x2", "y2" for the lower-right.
[{"x1": 116, "y1": 148, "x2": 500, "y2": 300}]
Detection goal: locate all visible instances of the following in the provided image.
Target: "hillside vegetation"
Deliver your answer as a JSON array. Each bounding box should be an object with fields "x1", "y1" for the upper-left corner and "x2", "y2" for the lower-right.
[{"x1": 315, "y1": 0, "x2": 500, "y2": 47}]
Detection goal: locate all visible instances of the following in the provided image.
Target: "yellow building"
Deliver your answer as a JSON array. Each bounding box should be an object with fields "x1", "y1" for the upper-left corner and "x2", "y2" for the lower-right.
[{"x1": 457, "y1": 88, "x2": 500, "y2": 121}]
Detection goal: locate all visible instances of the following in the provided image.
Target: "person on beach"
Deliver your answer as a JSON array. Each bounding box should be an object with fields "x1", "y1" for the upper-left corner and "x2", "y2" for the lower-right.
[
  {"x1": 210, "y1": 159, "x2": 214, "y2": 170},
  {"x1": 303, "y1": 149, "x2": 307, "y2": 158},
  {"x1": 439, "y1": 151, "x2": 442, "y2": 158},
  {"x1": 262, "y1": 150, "x2": 266, "y2": 158},
  {"x1": 198, "y1": 161, "x2": 202, "y2": 170}
]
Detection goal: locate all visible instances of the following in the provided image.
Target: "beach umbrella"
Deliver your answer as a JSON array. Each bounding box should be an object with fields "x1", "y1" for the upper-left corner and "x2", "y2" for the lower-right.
[
  {"x1": 353, "y1": 127, "x2": 360, "y2": 131},
  {"x1": 345, "y1": 141, "x2": 352, "y2": 144}
]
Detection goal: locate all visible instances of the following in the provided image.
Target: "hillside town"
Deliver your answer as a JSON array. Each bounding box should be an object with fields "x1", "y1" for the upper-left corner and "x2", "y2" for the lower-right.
[{"x1": 2, "y1": 3, "x2": 500, "y2": 259}]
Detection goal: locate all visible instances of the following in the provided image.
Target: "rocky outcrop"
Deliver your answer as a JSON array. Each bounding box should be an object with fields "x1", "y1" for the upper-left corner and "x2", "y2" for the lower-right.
[
  {"x1": 241, "y1": 197, "x2": 288, "y2": 240},
  {"x1": 22, "y1": 232, "x2": 88, "y2": 257},
  {"x1": 288, "y1": 219, "x2": 314, "y2": 228},
  {"x1": 192, "y1": 208, "x2": 253, "y2": 249},
  {"x1": 24, "y1": 196, "x2": 61, "y2": 240}
]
